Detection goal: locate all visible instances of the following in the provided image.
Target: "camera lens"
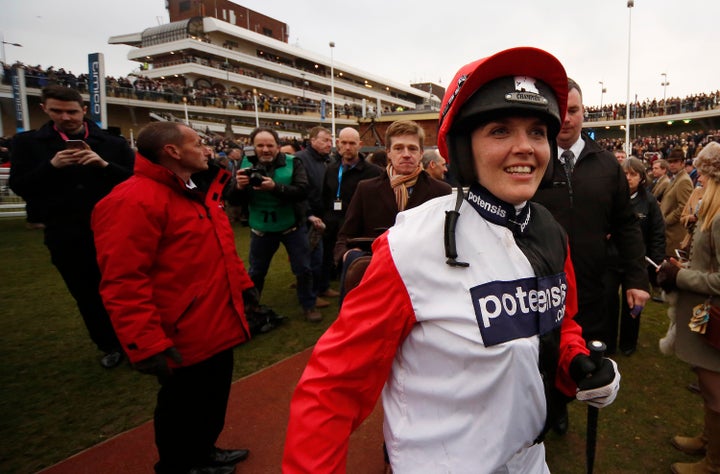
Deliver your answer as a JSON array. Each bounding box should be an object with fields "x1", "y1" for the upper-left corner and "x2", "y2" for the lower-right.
[{"x1": 249, "y1": 172, "x2": 264, "y2": 187}]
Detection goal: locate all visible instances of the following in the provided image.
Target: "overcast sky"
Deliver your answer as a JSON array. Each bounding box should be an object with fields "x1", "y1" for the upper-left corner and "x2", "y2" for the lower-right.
[{"x1": 2, "y1": 0, "x2": 717, "y2": 108}]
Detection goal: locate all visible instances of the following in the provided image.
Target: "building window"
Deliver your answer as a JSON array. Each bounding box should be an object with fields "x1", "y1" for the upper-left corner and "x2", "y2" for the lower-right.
[
  {"x1": 179, "y1": 0, "x2": 191, "y2": 12},
  {"x1": 262, "y1": 27, "x2": 273, "y2": 38}
]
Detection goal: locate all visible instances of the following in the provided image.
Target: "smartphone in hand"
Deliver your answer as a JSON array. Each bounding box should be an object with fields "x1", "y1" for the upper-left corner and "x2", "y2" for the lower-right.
[
  {"x1": 675, "y1": 249, "x2": 689, "y2": 261},
  {"x1": 65, "y1": 140, "x2": 86, "y2": 150}
]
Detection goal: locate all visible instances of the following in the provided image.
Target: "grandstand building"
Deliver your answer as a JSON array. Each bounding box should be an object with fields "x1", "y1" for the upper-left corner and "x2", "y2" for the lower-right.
[
  {"x1": 0, "y1": 0, "x2": 716, "y2": 146},
  {"x1": 104, "y1": 0, "x2": 437, "y2": 139},
  {"x1": 0, "y1": 0, "x2": 439, "y2": 140}
]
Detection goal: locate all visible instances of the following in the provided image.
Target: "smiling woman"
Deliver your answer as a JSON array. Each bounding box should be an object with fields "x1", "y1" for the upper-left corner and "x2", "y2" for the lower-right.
[
  {"x1": 470, "y1": 116, "x2": 551, "y2": 205},
  {"x1": 439, "y1": 68, "x2": 565, "y2": 189},
  {"x1": 282, "y1": 48, "x2": 622, "y2": 474}
]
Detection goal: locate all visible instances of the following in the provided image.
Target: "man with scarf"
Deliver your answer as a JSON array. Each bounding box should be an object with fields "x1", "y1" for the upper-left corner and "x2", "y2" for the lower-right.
[{"x1": 334, "y1": 120, "x2": 451, "y2": 305}]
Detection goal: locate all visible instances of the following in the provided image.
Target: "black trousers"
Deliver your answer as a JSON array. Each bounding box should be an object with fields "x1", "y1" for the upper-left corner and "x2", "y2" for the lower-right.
[
  {"x1": 321, "y1": 221, "x2": 340, "y2": 282},
  {"x1": 603, "y1": 268, "x2": 641, "y2": 354},
  {"x1": 154, "y1": 349, "x2": 234, "y2": 474},
  {"x1": 46, "y1": 235, "x2": 121, "y2": 354}
]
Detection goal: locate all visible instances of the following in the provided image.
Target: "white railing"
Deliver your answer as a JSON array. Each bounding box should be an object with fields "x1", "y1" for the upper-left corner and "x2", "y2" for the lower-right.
[{"x1": 0, "y1": 168, "x2": 26, "y2": 217}]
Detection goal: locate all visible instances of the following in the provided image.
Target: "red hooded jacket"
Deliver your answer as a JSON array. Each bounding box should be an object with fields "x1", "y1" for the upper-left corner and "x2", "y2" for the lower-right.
[{"x1": 92, "y1": 153, "x2": 253, "y2": 366}]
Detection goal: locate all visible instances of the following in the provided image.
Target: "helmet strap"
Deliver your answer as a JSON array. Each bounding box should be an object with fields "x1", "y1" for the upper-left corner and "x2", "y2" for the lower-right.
[{"x1": 444, "y1": 185, "x2": 470, "y2": 267}]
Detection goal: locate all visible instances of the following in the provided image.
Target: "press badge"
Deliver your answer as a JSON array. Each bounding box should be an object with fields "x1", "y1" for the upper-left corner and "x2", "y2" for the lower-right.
[{"x1": 334, "y1": 199, "x2": 342, "y2": 211}]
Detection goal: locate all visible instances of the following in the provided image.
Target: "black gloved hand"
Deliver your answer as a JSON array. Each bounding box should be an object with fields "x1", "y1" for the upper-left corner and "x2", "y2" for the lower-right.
[
  {"x1": 242, "y1": 287, "x2": 261, "y2": 312},
  {"x1": 569, "y1": 353, "x2": 597, "y2": 384},
  {"x1": 569, "y1": 354, "x2": 621, "y2": 408},
  {"x1": 657, "y1": 261, "x2": 680, "y2": 292},
  {"x1": 133, "y1": 347, "x2": 183, "y2": 378}
]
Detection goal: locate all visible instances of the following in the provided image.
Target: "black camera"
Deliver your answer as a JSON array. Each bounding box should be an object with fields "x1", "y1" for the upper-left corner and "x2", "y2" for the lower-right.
[{"x1": 243, "y1": 166, "x2": 267, "y2": 187}]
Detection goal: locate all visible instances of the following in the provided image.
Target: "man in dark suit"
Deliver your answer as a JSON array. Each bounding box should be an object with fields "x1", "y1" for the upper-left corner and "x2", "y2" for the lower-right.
[{"x1": 533, "y1": 78, "x2": 649, "y2": 434}]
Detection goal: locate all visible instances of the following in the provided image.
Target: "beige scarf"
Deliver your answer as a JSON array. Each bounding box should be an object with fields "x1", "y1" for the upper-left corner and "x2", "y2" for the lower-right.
[{"x1": 387, "y1": 164, "x2": 422, "y2": 211}]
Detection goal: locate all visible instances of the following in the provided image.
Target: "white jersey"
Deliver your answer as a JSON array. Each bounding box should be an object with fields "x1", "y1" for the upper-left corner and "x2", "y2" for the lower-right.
[
  {"x1": 384, "y1": 194, "x2": 552, "y2": 472},
  {"x1": 283, "y1": 185, "x2": 585, "y2": 474}
]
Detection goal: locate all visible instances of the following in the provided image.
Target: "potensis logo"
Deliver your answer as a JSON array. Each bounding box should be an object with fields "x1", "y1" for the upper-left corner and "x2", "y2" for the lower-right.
[{"x1": 470, "y1": 273, "x2": 567, "y2": 346}]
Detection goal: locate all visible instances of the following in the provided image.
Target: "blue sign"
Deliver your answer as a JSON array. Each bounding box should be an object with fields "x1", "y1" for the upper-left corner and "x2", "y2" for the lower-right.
[
  {"x1": 87, "y1": 53, "x2": 107, "y2": 128},
  {"x1": 11, "y1": 69, "x2": 28, "y2": 132}
]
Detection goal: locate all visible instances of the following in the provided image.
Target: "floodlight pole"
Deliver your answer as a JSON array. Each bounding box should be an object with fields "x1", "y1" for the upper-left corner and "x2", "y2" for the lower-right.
[
  {"x1": 661, "y1": 73, "x2": 670, "y2": 115},
  {"x1": 329, "y1": 41, "x2": 336, "y2": 142},
  {"x1": 253, "y1": 88, "x2": 260, "y2": 128},
  {"x1": 1, "y1": 32, "x2": 23, "y2": 66},
  {"x1": 625, "y1": 0, "x2": 634, "y2": 156}
]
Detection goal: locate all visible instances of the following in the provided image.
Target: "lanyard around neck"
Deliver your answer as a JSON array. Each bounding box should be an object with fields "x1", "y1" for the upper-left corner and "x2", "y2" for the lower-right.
[{"x1": 53, "y1": 123, "x2": 89, "y2": 141}]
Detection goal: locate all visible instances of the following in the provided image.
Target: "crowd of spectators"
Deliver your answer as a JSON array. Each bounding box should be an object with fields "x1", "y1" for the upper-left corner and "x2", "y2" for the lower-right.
[
  {"x1": 4, "y1": 60, "x2": 718, "y2": 124},
  {"x1": 2, "y1": 61, "x2": 720, "y2": 162},
  {"x1": 585, "y1": 91, "x2": 719, "y2": 121},
  {"x1": 1, "y1": 61, "x2": 397, "y2": 119},
  {"x1": 1, "y1": 62, "x2": 88, "y2": 91},
  {"x1": 1, "y1": 60, "x2": 376, "y2": 138},
  {"x1": 203, "y1": 132, "x2": 302, "y2": 156},
  {"x1": 596, "y1": 129, "x2": 718, "y2": 161}
]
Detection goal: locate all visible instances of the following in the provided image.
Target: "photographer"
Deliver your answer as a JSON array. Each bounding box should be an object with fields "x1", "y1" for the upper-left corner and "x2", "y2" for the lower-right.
[{"x1": 236, "y1": 127, "x2": 321, "y2": 322}]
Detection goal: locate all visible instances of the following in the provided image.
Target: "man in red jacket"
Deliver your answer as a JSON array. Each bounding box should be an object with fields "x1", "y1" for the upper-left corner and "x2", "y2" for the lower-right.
[{"x1": 92, "y1": 122, "x2": 256, "y2": 474}]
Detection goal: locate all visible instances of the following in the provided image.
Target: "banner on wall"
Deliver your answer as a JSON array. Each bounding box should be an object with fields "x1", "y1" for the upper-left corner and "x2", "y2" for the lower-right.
[
  {"x1": 87, "y1": 53, "x2": 107, "y2": 129},
  {"x1": 11, "y1": 68, "x2": 29, "y2": 133}
]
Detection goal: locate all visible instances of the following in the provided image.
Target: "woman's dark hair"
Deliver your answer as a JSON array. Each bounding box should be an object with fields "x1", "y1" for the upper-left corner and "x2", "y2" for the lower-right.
[{"x1": 622, "y1": 157, "x2": 648, "y2": 188}]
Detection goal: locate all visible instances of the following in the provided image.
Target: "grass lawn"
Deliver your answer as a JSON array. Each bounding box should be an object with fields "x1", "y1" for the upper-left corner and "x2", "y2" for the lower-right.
[{"x1": 0, "y1": 217, "x2": 707, "y2": 473}]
